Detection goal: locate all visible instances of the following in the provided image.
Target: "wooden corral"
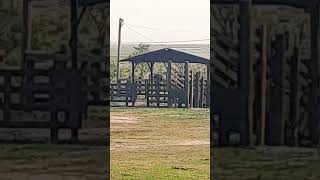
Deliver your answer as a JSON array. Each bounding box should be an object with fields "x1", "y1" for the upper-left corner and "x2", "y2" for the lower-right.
[
  {"x1": 0, "y1": 0, "x2": 108, "y2": 142},
  {"x1": 110, "y1": 48, "x2": 210, "y2": 108},
  {"x1": 212, "y1": 0, "x2": 320, "y2": 146}
]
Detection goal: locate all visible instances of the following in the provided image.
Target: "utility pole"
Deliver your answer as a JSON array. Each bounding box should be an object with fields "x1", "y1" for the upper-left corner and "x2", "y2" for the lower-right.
[{"x1": 116, "y1": 18, "x2": 124, "y2": 82}]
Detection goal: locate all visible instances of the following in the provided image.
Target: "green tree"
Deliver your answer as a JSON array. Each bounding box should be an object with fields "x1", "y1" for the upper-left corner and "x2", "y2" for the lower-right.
[{"x1": 129, "y1": 43, "x2": 150, "y2": 79}]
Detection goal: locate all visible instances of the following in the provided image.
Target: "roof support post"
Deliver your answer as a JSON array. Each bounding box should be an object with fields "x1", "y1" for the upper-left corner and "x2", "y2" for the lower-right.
[
  {"x1": 70, "y1": 0, "x2": 78, "y2": 70},
  {"x1": 148, "y1": 62, "x2": 154, "y2": 83},
  {"x1": 185, "y1": 61, "x2": 190, "y2": 108},
  {"x1": 167, "y1": 61, "x2": 172, "y2": 107},
  {"x1": 239, "y1": 0, "x2": 253, "y2": 146},
  {"x1": 22, "y1": 0, "x2": 30, "y2": 69},
  {"x1": 131, "y1": 61, "x2": 135, "y2": 83}
]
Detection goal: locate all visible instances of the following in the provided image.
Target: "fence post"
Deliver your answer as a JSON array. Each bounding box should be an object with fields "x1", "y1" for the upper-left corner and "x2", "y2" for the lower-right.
[
  {"x1": 146, "y1": 79, "x2": 150, "y2": 107},
  {"x1": 184, "y1": 61, "x2": 189, "y2": 108},
  {"x1": 194, "y1": 72, "x2": 200, "y2": 108},
  {"x1": 167, "y1": 60, "x2": 172, "y2": 107},
  {"x1": 4, "y1": 73, "x2": 10, "y2": 122},
  {"x1": 206, "y1": 63, "x2": 210, "y2": 107},
  {"x1": 190, "y1": 70, "x2": 194, "y2": 108},
  {"x1": 50, "y1": 110, "x2": 58, "y2": 143},
  {"x1": 156, "y1": 76, "x2": 160, "y2": 107},
  {"x1": 125, "y1": 81, "x2": 129, "y2": 107},
  {"x1": 200, "y1": 76, "x2": 204, "y2": 108}
]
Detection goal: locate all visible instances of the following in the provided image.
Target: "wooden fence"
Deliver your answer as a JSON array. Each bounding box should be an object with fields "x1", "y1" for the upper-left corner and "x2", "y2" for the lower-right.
[
  {"x1": 110, "y1": 69, "x2": 209, "y2": 108},
  {"x1": 0, "y1": 56, "x2": 108, "y2": 142}
]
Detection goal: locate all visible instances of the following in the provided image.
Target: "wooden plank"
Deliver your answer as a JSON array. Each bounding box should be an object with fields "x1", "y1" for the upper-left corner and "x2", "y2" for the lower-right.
[
  {"x1": 212, "y1": 42, "x2": 238, "y2": 67},
  {"x1": 212, "y1": 59, "x2": 237, "y2": 82}
]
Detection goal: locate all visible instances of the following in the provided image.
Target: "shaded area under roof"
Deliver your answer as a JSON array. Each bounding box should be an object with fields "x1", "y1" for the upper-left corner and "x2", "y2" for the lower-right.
[{"x1": 119, "y1": 48, "x2": 209, "y2": 65}]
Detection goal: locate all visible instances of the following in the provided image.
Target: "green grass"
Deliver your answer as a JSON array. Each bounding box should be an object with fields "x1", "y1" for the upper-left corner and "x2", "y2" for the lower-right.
[
  {"x1": 213, "y1": 147, "x2": 320, "y2": 180},
  {"x1": 0, "y1": 144, "x2": 107, "y2": 179},
  {"x1": 111, "y1": 107, "x2": 210, "y2": 180}
]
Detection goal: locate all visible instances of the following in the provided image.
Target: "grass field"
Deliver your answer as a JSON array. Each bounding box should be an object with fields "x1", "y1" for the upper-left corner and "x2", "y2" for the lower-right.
[
  {"x1": 1, "y1": 107, "x2": 319, "y2": 179},
  {"x1": 213, "y1": 147, "x2": 320, "y2": 180},
  {"x1": 0, "y1": 106, "x2": 108, "y2": 180},
  {"x1": 110, "y1": 108, "x2": 210, "y2": 180}
]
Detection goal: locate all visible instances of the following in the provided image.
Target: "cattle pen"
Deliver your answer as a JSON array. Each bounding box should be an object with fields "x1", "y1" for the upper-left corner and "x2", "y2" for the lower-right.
[{"x1": 110, "y1": 48, "x2": 210, "y2": 108}]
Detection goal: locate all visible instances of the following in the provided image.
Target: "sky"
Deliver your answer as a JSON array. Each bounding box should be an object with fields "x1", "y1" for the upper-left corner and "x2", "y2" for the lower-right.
[{"x1": 110, "y1": 0, "x2": 210, "y2": 44}]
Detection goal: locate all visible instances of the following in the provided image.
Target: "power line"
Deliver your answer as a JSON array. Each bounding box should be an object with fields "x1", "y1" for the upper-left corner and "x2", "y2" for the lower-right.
[
  {"x1": 130, "y1": 39, "x2": 210, "y2": 44},
  {"x1": 112, "y1": 21, "x2": 210, "y2": 45},
  {"x1": 125, "y1": 23, "x2": 193, "y2": 32},
  {"x1": 124, "y1": 24, "x2": 155, "y2": 42}
]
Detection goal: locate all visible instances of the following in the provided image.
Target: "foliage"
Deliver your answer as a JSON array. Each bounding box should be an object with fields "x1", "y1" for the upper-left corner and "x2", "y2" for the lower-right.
[{"x1": 129, "y1": 43, "x2": 150, "y2": 79}]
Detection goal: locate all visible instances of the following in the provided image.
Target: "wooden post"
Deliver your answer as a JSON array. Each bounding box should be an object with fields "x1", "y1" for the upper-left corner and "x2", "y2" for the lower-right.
[
  {"x1": 70, "y1": 0, "x2": 78, "y2": 69},
  {"x1": 167, "y1": 61, "x2": 172, "y2": 107},
  {"x1": 22, "y1": 0, "x2": 29, "y2": 68},
  {"x1": 206, "y1": 63, "x2": 210, "y2": 107},
  {"x1": 125, "y1": 81, "x2": 129, "y2": 107},
  {"x1": 185, "y1": 61, "x2": 190, "y2": 108},
  {"x1": 239, "y1": 0, "x2": 253, "y2": 146},
  {"x1": 194, "y1": 72, "x2": 200, "y2": 108},
  {"x1": 190, "y1": 70, "x2": 194, "y2": 108},
  {"x1": 150, "y1": 63, "x2": 154, "y2": 84},
  {"x1": 146, "y1": 79, "x2": 150, "y2": 107},
  {"x1": 156, "y1": 76, "x2": 160, "y2": 107},
  {"x1": 50, "y1": 110, "x2": 58, "y2": 143},
  {"x1": 200, "y1": 76, "x2": 204, "y2": 108},
  {"x1": 268, "y1": 34, "x2": 286, "y2": 145},
  {"x1": 291, "y1": 45, "x2": 300, "y2": 146},
  {"x1": 116, "y1": 18, "x2": 124, "y2": 82},
  {"x1": 131, "y1": 61, "x2": 135, "y2": 107},
  {"x1": 71, "y1": 129, "x2": 79, "y2": 142},
  {"x1": 131, "y1": 61, "x2": 135, "y2": 84},
  {"x1": 310, "y1": 2, "x2": 320, "y2": 145},
  {"x1": 4, "y1": 73, "x2": 10, "y2": 122},
  {"x1": 260, "y1": 25, "x2": 268, "y2": 146}
]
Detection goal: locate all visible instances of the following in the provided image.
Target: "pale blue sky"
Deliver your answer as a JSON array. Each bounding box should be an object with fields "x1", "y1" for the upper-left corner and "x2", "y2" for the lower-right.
[{"x1": 110, "y1": 0, "x2": 210, "y2": 44}]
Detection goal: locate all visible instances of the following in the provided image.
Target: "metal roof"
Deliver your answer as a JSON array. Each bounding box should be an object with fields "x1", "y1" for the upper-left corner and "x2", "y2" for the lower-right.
[{"x1": 119, "y1": 48, "x2": 209, "y2": 65}]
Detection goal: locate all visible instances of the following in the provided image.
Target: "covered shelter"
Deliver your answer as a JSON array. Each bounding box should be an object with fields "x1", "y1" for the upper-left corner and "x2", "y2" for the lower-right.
[
  {"x1": 111, "y1": 48, "x2": 210, "y2": 108},
  {"x1": 119, "y1": 48, "x2": 209, "y2": 83}
]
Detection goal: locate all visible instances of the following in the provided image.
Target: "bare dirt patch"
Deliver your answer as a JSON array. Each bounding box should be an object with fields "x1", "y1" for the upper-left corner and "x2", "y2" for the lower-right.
[{"x1": 111, "y1": 113, "x2": 138, "y2": 124}]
